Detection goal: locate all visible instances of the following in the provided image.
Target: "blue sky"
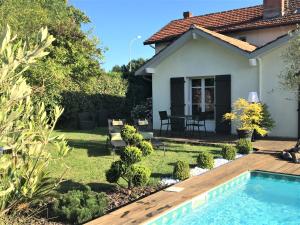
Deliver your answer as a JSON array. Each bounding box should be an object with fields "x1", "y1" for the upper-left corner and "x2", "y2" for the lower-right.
[{"x1": 69, "y1": 0, "x2": 262, "y2": 71}]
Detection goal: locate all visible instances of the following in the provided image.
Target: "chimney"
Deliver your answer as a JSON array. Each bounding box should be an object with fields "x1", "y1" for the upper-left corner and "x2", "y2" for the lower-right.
[
  {"x1": 183, "y1": 11, "x2": 192, "y2": 19},
  {"x1": 263, "y1": 0, "x2": 285, "y2": 19}
]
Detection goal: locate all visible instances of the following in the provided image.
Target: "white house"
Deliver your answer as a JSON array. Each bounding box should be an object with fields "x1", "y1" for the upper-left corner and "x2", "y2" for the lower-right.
[{"x1": 136, "y1": 0, "x2": 300, "y2": 138}]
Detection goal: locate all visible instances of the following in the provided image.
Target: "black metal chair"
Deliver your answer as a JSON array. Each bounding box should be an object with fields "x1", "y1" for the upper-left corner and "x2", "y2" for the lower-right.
[
  {"x1": 107, "y1": 119, "x2": 126, "y2": 156},
  {"x1": 134, "y1": 119, "x2": 165, "y2": 153},
  {"x1": 185, "y1": 113, "x2": 207, "y2": 137},
  {"x1": 159, "y1": 111, "x2": 173, "y2": 136}
]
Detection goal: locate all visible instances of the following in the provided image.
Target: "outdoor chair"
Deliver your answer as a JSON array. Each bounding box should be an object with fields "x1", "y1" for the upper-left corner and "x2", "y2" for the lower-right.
[
  {"x1": 159, "y1": 111, "x2": 173, "y2": 136},
  {"x1": 185, "y1": 113, "x2": 207, "y2": 137},
  {"x1": 135, "y1": 119, "x2": 165, "y2": 153},
  {"x1": 107, "y1": 119, "x2": 126, "y2": 155}
]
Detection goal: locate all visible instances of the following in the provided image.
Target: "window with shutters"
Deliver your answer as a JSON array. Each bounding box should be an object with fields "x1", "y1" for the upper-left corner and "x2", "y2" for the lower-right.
[{"x1": 191, "y1": 78, "x2": 215, "y2": 119}]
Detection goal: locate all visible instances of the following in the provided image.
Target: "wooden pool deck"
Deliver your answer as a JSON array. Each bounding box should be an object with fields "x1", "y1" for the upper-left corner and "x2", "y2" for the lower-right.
[{"x1": 86, "y1": 148, "x2": 300, "y2": 225}]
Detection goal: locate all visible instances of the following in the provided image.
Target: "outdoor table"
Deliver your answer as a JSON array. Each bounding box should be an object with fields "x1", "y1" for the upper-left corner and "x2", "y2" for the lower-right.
[{"x1": 169, "y1": 115, "x2": 207, "y2": 136}]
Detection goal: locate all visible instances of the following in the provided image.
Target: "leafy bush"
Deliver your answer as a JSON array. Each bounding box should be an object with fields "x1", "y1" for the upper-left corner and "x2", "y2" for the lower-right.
[
  {"x1": 105, "y1": 161, "x2": 124, "y2": 183},
  {"x1": 52, "y1": 190, "x2": 108, "y2": 224},
  {"x1": 120, "y1": 146, "x2": 142, "y2": 165},
  {"x1": 197, "y1": 152, "x2": 214, "y2": 169},
  {"x1": 139, "y1": 141, "x2": 154, "y2": 156},
  {"x1": 236, "y1": 139, "x2": 253, "y2": 154},
  {"x1": 131, "y1": 165, "x2": 151, "y2": 187},
  {"x1": 261, "y1": 103, "x2": 275, "y2": 131},
  {"x1": 132, "y1": 133, "x2": 143, "y2": 146},
  {"x1": 221, "y1": 145, "x2": 237, "y2": 160},
  {"x1": 223, "y1": 98, "x2": 267, "y2": 136},
  {"x1": 173, "y1": 161, "x2": 190, "y2": 180},
  {"x1": 0, "y1": 26, "x2": 70, "y2": 214},
  {"x1": 131, "y1": 98, "x2": 153, "y2": 120},
  {"x1": 107, "y1": 125, "x2": 153, "y2": 189},
  {"x1": 121, "y1": 125, "x2": 137, "y2": 144}
]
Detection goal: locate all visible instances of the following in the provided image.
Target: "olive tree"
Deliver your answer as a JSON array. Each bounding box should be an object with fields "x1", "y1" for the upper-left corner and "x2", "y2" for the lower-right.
[
  {"x1": 0, "y1": 25, "x2": 70, "y2": 215},
  {"x1": 280, "y1": 29, "x2": 300, "y2": 90}
]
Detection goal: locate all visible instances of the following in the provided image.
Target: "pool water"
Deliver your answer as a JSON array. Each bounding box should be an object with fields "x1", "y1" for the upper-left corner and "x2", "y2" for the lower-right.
[{"x1": 147, "y1": 171, "x2": 300, "y2": 225}]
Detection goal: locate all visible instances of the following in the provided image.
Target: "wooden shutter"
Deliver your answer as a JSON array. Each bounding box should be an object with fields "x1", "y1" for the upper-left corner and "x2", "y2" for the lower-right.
[
  {"x1": 215, "y1": 75, "x2": 231, "y2": 134},
  {"x1": 170, "y1": 77, "x2": 185, "y2": 131}
]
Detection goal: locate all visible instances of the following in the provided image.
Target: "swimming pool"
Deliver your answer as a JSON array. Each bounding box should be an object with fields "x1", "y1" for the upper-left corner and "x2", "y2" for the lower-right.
[{"x1": 145, "y1": 171, "x2": 300, "y2": 225}]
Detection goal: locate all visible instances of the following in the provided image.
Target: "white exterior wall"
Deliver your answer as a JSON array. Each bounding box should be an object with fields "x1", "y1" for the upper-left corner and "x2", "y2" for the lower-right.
[
  {"x1": 151, "y1": 37, "x2": 298, "y2": 137},
  {"x1": 152, "y1": 38, "x2": 258, "y2": 133},
  {"x1": 230, "y1": 25, "x2": 295, "y2": 47},
  {"x1": 260, "y1": 45, "x2": 298, "y2": 138}
]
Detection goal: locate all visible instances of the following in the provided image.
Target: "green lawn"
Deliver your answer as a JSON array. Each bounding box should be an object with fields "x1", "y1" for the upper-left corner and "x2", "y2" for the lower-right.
[{"x1": 48, "y1": 128, "x2": 221, "y2": 191}]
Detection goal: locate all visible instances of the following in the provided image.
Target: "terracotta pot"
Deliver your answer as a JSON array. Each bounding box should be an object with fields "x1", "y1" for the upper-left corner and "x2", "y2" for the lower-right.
[{"x1": 236, "y1": 129, "x2": 253, "y2": 140}]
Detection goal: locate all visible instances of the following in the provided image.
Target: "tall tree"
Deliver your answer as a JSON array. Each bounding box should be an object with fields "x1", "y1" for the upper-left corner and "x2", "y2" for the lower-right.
[
  {"x1": 0, "y1": 0, "x2": 105, "y2": 110},
  {"x1": 112, "y1": 58, "x2": 152, "y2": 112}
]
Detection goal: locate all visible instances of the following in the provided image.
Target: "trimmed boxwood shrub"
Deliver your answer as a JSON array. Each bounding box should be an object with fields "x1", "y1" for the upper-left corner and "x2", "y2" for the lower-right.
[
  {"x1": 121, "y1": 125, "x2": 137, "y2": 144},
  {"x1": 52, "y1": 190, "x2": 108, "y2": 224},
  {"x1": 236, "y1": 139, "x2": 253, "y2": 154},
  {"x1": 131, "y1": 165, "x2": 151, "y2": 187},
  {"x1": 132, "y1": 133, "x2": 143, "y2": 145},
  {"x1": 105, "y1": 160, "x2": 123, "y2": 183},
  {"x1": 139, "y1": 141, "x2": 154, "y2": 156},
  {"x1": 120, "y1": 146, "x2": 142, "y2": 165},
  {"x1": 173, "y1": 161, "x2": 190, "y2": 180},
  {"x1": 197, "y1": 152, "x2": 214, "y2": 169},
  {"x1": 221, "y1": 145, "x2": 237, "y2": 160}
]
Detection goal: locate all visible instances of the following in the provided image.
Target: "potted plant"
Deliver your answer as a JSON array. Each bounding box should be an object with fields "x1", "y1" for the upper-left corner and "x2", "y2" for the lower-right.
[{"x1": 223, "y1": 98, "x2": 268, "y2": 140}]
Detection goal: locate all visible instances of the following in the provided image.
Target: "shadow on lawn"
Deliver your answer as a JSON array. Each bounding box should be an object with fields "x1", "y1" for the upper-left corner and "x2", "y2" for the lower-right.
[
  {"x1": 67, "y1": 139, "x2": 110, "y2": 157},
  {"x1": 59, "y1": 127, "x2": 107, "y2": 136},
  {"x1": 163, "y1": 148, "x2": 221, "y2": 155},
  {"x1": 58, "y1": 179, "x2": 116, "y2": 193}
]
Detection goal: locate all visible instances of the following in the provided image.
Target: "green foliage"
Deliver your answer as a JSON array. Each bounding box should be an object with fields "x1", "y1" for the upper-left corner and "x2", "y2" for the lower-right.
[
  {"x1": 261, "y1": 104, "x2": 275, "y2": 131},
  {"x1": 107, "y1": 125, "x2": 153, "y2": 188},
  {"x1": 280, "y1": 30, "x2": 300, "y2": 89},
  {"x1": 120, "y1": 146, "x2": 142, "y2": 165},
  {"x1": 121, "y1": 125, "x2": 137, "y2": 144},
  {"x1": 0, "y1": 26, "x2": 70, "y2": 215},
  {"x1": 139, "y1": 141, "x2": 154, "y2": 156},
  {"x1": 112, "y1": 58, "x2": 152, "y2": 115},
  {"x1": 130, "y1": 165, "x2": 151, "y2": 187},
  {"x1": 173, "y1": 161, "x2": 190, "y2": 180},
  {"x1": 0, "y1": 0, "x2": 129, "y2": 125},
  {"x1": 236, "y1": 139, "x2": 253, "y2": 154},
  {"x1": 197, "y1": 152, "x2": 214, "y2": 169},
  {"x1": 132, "y1": 133, "x2": 143, "y2": 146},
  {"x1": 221, "y1": 145, "x2": 237, "y2": 160},
  {"x1": 52, "y1": 189, "x2": 108, "y2": 224},
  {"x1": 131, "y1": 98, "x2": 153, "y2": 121},
  {"x1": 105, "y1": 161, "x2": 123, "y2": 183}
]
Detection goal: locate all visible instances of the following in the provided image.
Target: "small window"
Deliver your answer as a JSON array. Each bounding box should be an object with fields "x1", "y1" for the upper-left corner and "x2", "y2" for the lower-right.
[{"x1": 238, "y1": 36, "x2": 247, "y2": 42}]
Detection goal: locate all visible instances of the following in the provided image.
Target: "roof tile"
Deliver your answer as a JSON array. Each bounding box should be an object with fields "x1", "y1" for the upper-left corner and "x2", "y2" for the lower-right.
[{"x1": 145, "y1": 2, "x2": 300, "y2": 45}]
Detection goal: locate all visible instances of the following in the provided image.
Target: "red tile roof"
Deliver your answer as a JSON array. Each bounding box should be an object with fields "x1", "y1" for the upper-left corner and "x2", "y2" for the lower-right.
[
  {"x1": 194, "y1": 25, "x2": 257, "y2": 52},
  {"x1": 145, "y1": 2, "x2": 300, "y2": 45}
]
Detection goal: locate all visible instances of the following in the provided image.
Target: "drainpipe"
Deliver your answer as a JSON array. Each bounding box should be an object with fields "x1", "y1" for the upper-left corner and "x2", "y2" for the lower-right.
[{"x1": 257, "y1": 57, "x2": 263, "y2": 102}]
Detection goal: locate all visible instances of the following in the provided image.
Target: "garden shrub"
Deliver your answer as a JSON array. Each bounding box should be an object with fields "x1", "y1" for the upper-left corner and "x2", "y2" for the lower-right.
[
  {"x1": 197, "y1": 152, "x2": 214, "y2": 169},
  {"x1": 173, "y1": 161, "x2": 190, "y2": 180},
  {"x1": 132, "y1": 133, "x2": 143, "y2": 145},
  {"x1": 121, "y1": 125, "x2": 137, "y2": 144},
  {"x1": 139, "y1": 141, "x2": 154, "y2": 156},
  {"x1": 105, "y1": 161, "x2": 124, "y2": 183},
  {"x1": 221, "y1": 145, "x2": 237, "y2": 160},
  {"x1": 236, "y1": 139, "x2": 253, "y2": 154},
  {"x1": 52, "y1": 190, "x2": 108, "y2": 224},
  {"x1": 131, "y1": 165, "x2": 151, "y2": 187},
  {"x1": 120, "y1": 146, "x2": 142, "y2": 165}
]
